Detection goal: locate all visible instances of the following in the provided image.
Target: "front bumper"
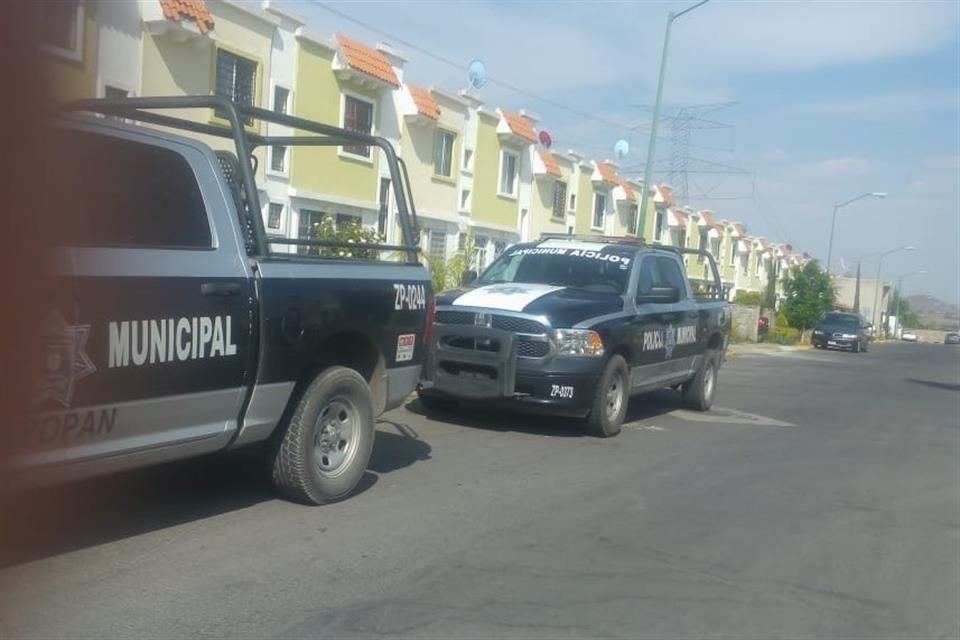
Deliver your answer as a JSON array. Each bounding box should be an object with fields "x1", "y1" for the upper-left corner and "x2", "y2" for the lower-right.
[
  {"x1": 812, "y1": 334, "x2": 859, "y2": 349},
  {"x1": 420, "y1": 324, "x2": 602, "y2": 417}
]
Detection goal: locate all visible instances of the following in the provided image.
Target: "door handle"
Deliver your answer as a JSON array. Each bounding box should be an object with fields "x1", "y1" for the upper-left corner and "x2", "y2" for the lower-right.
[{"x1": 201, "y1": 282, "x2": 242, "y2": 297}]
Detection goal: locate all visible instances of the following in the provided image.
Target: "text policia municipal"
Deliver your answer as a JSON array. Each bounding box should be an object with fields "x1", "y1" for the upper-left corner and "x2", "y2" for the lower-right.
[{"x1": 109, "y1": 316, "x2": 237, "y2": 368}]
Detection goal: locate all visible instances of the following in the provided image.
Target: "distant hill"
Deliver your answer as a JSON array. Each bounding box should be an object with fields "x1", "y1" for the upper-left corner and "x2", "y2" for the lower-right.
[{"x1": 908, "y1": 294, "x2": 960, "y2": 330}]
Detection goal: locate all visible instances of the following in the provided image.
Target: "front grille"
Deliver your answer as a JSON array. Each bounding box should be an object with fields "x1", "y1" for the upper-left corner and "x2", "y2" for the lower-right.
[
  {"x1": 492, "y1": 316, "x2": 545, "y2": 334},
  {"x1": 436, "y1": 310, "x2": 547, "y2": 335},
  {"x1": 435, "y1": 310, "x2": 475, "y2": 325},
  {"x1": 517, "y1": 338, "x2": 549, "y2": 358}
]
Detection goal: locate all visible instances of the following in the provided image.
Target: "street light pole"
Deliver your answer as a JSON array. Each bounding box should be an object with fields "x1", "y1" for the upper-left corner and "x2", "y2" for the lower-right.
[
  {"x1": 892, "y1": 270, "x2": 926, "y2": 338},
  {"x1": 825, "y1": 192, "x2": 887, "y2": 274},
  {"x1": 636, "y1": 0, "x2": 712, "y2": 237},
  {"x1": 872, "y1": 245, "x2": 914, "y2": 334}
]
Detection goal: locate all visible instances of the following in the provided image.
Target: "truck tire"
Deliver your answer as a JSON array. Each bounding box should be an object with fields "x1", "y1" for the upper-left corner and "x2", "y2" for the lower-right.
[
  {"x1": 682, "y1": 350, "x2": 718, "y2": 412},
  {"x1": 585, "y1": 354, "x2": 629, "y2": 438},
  {"x1": 271, "y1": 367, "x2": 375, "y2": 505}
]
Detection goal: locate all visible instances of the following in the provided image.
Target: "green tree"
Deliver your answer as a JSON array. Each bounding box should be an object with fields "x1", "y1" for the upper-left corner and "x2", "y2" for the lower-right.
[
  {"x1": 887, "y1": 289, "x2": 924, "y2": 329},
  {"x1": 426, "y1": 233, "x2": 477, "y2": 293},
  {"x1": 782, "y1": 260, "x2": 836, "y2": 340},
  {"x1": 762, "y1": 266, "x2": 778, "y2": 312}
]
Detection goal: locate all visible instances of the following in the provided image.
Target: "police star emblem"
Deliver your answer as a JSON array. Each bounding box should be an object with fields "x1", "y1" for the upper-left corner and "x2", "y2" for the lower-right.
[
  {"x1": 664, "y1": 323, "x2": 676, "y2": 361},
  {"x1": 35, "y1": 312, "x2": 97, "y2": 408}
]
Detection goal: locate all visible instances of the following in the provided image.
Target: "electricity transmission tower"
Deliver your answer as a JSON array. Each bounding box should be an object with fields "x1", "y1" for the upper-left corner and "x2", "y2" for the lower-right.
[{"x1": 665, "y1": 102, "x2": 736, "y2": 202}]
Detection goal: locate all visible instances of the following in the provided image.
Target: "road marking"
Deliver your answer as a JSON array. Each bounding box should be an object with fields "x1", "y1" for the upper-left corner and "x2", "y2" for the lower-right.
[
  {"x1": 624, "y1": 423, "x2": 667, "y2": 432},
  {"x1": 669, "y1": 406, "x2": 796, "y2": 427}
]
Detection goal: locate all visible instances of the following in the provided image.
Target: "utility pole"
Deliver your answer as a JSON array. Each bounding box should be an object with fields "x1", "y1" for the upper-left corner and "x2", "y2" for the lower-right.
[
  {"x1": 872, "y1": 246, "x2": 914, "y2": 335},
  {"x1": 826, "y1": 192, "x2": 886, "y2": 274},
  {"x1": 636, "y1": 0, "x2": 712, "y2": 237},
  {"x1": 853, "y1": 261, "x2": 861, "y2": 313}
]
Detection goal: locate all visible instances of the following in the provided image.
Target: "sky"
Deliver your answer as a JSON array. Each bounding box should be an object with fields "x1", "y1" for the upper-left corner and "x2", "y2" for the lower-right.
[{"x1": 289, "y1": 0, "x2": 960, "y2": 304}]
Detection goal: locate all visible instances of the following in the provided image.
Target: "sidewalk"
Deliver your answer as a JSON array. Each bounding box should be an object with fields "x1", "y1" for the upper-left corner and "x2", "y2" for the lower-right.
[{"x1": 727, "y1": 342, "x2": 813, "y2": 357}]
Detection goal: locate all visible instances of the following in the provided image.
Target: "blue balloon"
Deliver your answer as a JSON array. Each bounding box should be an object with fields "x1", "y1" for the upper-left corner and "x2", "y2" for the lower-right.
[
  {"x1": 614, "y1": 139, "x2": 630, "y2": 159},
  {"x1": 468, "y1": 60, "x2": 486, "y2": 89}
]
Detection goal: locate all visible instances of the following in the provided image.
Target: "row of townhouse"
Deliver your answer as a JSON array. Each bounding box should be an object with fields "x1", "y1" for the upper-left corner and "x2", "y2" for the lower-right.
[{"x1": 38, "y1": 0, "x2": 808, "y2": 301}]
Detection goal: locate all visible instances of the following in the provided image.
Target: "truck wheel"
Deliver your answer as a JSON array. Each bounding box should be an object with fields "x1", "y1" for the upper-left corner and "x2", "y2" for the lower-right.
[
  {"x1": 271, "y1": 367, "x2": 375, "y2": 505},
  {"x1": 682, "y1": 351, "x2": 718, "y2": 412},
  {"x1": 585, "y1": 355, "x2": 628, "y2": 438}
]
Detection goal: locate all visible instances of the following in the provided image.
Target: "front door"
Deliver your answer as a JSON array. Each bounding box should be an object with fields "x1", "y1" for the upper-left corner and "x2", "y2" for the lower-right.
[{"x1": 30, "y1": 125, "x2": 253, "y2": 469}]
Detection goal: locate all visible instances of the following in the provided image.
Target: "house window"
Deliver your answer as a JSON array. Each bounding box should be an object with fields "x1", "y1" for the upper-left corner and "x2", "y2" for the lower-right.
[
  {"x1": 429, "y1": 229, "x2": 447, "y2": 262},
  {"x1": 267, "y1": 203, "x2": 283, "y2": 231},
  {"x1": 552, "y1": 181, "x2": 567, "y2": 219},
  {"x1": 434, "y1": 130, "x2": 455, "y2": 177},
  {"x1": 460, "y1": 188, "x2": 471, "y2": 211},
  {"x1": 105, "y1": 86, "x2": 128, "y2": 100},
  {"x1": 342, "y1": 95, "x2": 374, "y2": 157},
  {"x1": 627, "y1": 205, "x2": 638, "y2": 234},
  {"x1": 499, "y1": 150, "x2": 519, "y2": 197},
  {"x1": 462, "y1": 147, "x2": 474, "y2": 171},
  {"x1": 39, "y1": 0, "x2": 83, "y2": 60},
  {"x1": 298, "y1": 209, "x2": 325, "y2": 254},
  {"x1": 336, "y1": 213, "x2": 360, "y2": 230},
  {"x1": 474, "y1": 235, "x2": 489, "y2": 270},
  {"x1": 730, "y1": 241, "x2": 738, "y2": 266},
  {"x1": 678, "y1": 229, "x2": 687, "y2": 248},
  {"x1": 378, "y1": 178, "x2": 390, "y2": 238},
  {"x1": 569, "y1": 192, "x2": 576, "y2": 212},
  {"x1": 592, "y1": 193, "x2": 605, "y2": 230},
  {"x1": 215, "y1": 49, "x2": 257, "y2": 125},
  {"x1": 271, "y1": 145, "x2": 287, "y2": 173},
  {"x1": 654, "y1": 210, "x2": 665, "y2": 242},
  {"x1": 273, "y1": 86, "x2": 289, "y2": 114}
]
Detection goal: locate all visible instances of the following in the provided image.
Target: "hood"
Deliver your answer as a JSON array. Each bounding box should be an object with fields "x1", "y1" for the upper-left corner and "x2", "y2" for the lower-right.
[
  {"x1": 439, "y1": 283, "x2": 623, "y2": 328},
  {"x1": 816, "y1": 322, "x2": 859, "y2": 334}
]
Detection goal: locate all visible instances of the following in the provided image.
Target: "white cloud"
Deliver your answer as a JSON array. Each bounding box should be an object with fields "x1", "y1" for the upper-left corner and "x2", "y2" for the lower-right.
[{"x1": 794, "y1": 89, "x2": 960, "y2": 118}]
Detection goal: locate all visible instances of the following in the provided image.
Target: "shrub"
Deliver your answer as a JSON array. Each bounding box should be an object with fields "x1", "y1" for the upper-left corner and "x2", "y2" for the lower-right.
[
  {"x1": 734, "y1": 291, "x2": 762, "y2": 306},
  {"x1": 309, "y1": 217, "x2": 383, "y2": 260}
]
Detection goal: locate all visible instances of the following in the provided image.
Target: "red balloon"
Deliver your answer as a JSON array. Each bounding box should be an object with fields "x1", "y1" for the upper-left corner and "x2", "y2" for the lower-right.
[{"x1": 538, "y1": 130, "x2": 552, "y2": 149}]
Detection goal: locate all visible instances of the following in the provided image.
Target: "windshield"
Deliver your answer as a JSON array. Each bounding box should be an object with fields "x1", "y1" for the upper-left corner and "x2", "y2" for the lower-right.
[
  {"x1": 477, "y1": 248, "x2": 632, "y2": 294},
  {"x1": 822, "y1": 313, "x2": 859, "y2": 328}
]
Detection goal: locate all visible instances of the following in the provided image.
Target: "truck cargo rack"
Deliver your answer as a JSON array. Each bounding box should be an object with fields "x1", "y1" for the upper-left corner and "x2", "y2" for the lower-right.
[{"x1": 61, "y1": 95, "x2": 421, "y2": 263}]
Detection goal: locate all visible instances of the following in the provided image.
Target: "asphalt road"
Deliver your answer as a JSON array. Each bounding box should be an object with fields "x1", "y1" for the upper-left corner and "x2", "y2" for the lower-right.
[{"x1": 1, "y1": 342, "x2": 958, "y2": 639}]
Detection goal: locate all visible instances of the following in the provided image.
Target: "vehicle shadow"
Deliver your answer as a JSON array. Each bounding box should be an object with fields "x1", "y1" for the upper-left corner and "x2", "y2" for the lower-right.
[
  {"x1": 905, "y1": 378, "x2": 960, "y2": 392},
  {"x1": 404, "y1": 388, "x2": 682, "y2": 438},
  {"x1": 0, "y1": 423, "x2": 431, "y2": 568}
]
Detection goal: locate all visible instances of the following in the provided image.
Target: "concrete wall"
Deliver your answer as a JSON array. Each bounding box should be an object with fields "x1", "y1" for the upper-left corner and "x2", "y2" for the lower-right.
[
  {"x1": 97, "y1": 0, "x2": 142, "y2": 96},
  {"x1": 731, "y1": 304, "x2": 760, "y2": 342}
]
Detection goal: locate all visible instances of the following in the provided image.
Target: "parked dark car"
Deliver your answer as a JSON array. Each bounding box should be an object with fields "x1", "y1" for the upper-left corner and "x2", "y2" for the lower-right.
[
  {"x1": 812, "y1": 312, "x2": 871, "y2": 352},
  {"x1": 943, "y1": 333, "x2": 959, "y2": 345}
]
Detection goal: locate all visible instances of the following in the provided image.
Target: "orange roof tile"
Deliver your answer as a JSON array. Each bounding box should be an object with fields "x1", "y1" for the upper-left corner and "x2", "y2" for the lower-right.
[
  {"x1": 699, "y1": 210, "x2": 718, "y2": 228},
  {"x1": 407, "y1": 84, "x2": 439, "y2": 120},
  {"x1": 595, "y1": 161, "x2": 619, "y2": 185},
  {"x1": 673, "y1": 210, "x2": 688, "y2": 229},
  {"x1": 619, "y1": 180, "x2": 638, "y2": 202},
  {"x1": 733, "y1": 223, "x2": 747, "y2": 237},
  {"x1": 160, "y1": 0, "x2": 214, "y2": 33},
  {"x1": 335, "y1": 34, "x2": 400, "y2": 87},
  {"x1": 538, "y1": 150, "x2": 561, "y2": 177},
  {"x1": 499, "y1": 109, "x2": 538, "y2": 143}
]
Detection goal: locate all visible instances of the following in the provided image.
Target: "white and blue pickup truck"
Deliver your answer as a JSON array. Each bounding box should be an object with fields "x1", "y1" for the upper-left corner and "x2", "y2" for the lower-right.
[{"x1": 419, "y1": 235, "x2": 730, "y2": 437}]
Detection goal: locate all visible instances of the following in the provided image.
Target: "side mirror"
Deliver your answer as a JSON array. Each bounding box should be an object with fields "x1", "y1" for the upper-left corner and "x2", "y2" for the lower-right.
[
  {"x1": 637, "y1": 286, "x2": 680, "y2": 304},
  {"x1": 461, "y1": 270, "x2": 478, "y2": 286}
]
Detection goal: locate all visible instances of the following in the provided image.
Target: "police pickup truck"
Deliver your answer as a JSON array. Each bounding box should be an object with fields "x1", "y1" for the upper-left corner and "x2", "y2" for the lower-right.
[
  {"x1": 14, "y1": 96, "x2": 431, "y2": 504},
  {"x1": 419, "y1": 235, "x2": 729, "y2": 437}
]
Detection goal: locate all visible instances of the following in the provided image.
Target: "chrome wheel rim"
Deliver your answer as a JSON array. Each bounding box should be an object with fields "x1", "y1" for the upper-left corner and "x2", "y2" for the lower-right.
[
  {"x1": 605, "y1": 372, "x2": 624, "y2": 420},
  {"x1": 313, "y1": 398, "x2": 359, "y2": 477},
  {"x1": 703, "y1": 365, "x2": 716, "y2": 402}
]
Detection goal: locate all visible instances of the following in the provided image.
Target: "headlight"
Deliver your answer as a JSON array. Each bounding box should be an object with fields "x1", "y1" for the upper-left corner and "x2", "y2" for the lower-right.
[
  {"x1": 813, "y1": 330, "x2": 824, "y2": 335},
  {"x1": 554, "y1": 329, "x2": 605, "y2": 357}
]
